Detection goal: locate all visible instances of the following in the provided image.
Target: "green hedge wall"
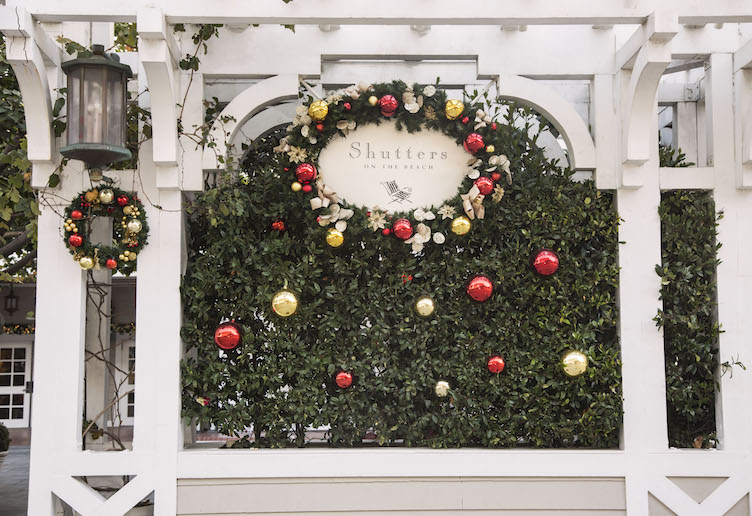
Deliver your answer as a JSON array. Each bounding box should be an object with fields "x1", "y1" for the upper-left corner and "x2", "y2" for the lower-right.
[
  {"x1": 657, "y1": 189, "x2": 720, "y2": 448},
  {"x1": 181, "y1": 107, "x2": 622, "y2": 448}
]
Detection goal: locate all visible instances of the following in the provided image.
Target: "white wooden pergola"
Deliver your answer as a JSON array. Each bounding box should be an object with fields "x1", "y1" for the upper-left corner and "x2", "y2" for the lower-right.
[{"x1": 2, "y1": 1, "x2": 752, "y2": 514}]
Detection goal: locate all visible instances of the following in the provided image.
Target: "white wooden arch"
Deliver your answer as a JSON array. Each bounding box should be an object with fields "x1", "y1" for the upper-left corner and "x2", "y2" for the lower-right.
[
  {"x1": 202, "y1": 74, "x2": 300, "y2": 170},
  {"x1": 494, "y1": 73, "x2": 596, "y2": 171}
]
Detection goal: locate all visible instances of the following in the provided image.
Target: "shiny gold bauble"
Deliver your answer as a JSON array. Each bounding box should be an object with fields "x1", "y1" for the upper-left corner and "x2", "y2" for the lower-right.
[
  {"x1": 445, "y1": 99, "x2": 465, "y2": 120},
  {"x1": 308, "y1": 100, "x2": 329, "y2": 122},
  {"x1": 326, "y1": 228, "x2": 344, "y2": 248},
  {"x1": 84, "y1": 190, "x2": 99, "y2": 203},
  {"x1": 486, "y1": 145, "x2": 495, "y2": 153},
  {"x1": 450, "y1": 216, "x2": 472, "y2": 235},
  {"x1": 415, "y1": 296, "x2": 436, "y2": 317},
  {"x1": 129, "y1": 253, "x2": 137, "y2": 261},
  {"x1": 271, "y1": 289, "x2": 299, "y2": 317},
  {"x1": 119, "y1": 254, "x2": 125, "y2": 260},
  {"x1": 123, "y1": 206, "x2": 133, "y2": 215},
  {"x1": 126, "y1": 219, "x2": 143, "y2": 233},
  {"x1": 98, "y1": 188, "x2": 115, "y2": 204},
  {"x1": 291, "y1": 181, "x2": 302, "y2": 192},
  {"x1": 79, "y1": 256, "x2": 95, "y2": 270},
  {"x1": 368, "y1": 95, "x2": 378, "y2": 106},
  {"x1": 562, "y1": 350, "x2": 589, "y2": 377}
]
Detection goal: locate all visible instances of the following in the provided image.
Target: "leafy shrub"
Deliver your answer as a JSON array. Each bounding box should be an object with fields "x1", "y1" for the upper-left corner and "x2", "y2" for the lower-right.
[
  {"x1": 0, "y1": 422, "x2": 9, "y2": 452},
  {"x1": 181, "y1": 106, "x2": 622, "y2": 448}
]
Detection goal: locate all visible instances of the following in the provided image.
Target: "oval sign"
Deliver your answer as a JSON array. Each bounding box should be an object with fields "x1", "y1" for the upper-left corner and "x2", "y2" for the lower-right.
[{"x1": 317, "y1": 122, "x2": 468, "y2": 211}]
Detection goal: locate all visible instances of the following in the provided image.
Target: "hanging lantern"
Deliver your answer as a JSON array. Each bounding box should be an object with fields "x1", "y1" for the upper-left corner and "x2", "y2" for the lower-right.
[{"x1": 60, "y1": 44, "x2": 133, "y2": 168}]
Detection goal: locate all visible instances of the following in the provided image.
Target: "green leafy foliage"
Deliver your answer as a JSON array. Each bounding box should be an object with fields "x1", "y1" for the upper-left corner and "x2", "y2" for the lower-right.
[
  {"x1": 656, "y1": 145, "x2": 720, "y2": 448},
  {"x1": 181, "y1": 92, "x2": 622, "y2": 448},
  {"x1": 0, "y1": 421, "x2": 9, "y2": 451}
]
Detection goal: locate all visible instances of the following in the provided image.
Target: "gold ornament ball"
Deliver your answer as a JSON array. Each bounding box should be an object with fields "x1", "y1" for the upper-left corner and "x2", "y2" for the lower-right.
[
  {"x1": 129, "y1": 253, "x2": 137, "y2": 261},
  {"x1": 84, "y1": 190, "x2": 99, "y2": 203},
  {"x1": 445, "y1": 99, "x2": 465, "y2": 120},
  {"x1": 415, "y1": 296, "x2": 436, "y2": 317},
  {"x1": 450, "y1": 216, "x2": 472, "y2": 236},
  {"x1": 99, "y1": 188, "x2": 115, "y2": 204},
  {"x1": 79, "y1": 256, "x2": 95, "y2": 270},
  {"x1": 326, "y1": 228, "x2": 344, "y2": 248},
  {"x1": 562, "y1": 350, "x2": 589, "y2": 377},
  {"x1": 123, "y1": 205, "x2": 133, "y2": 215},
  {"x1": 308, "y1": 100, "x2": 329, "y2": 122},
  {"x1": 291, "y1": 181, "x2": 302, "y2": 192},
  {"x1": 119, "y1": 254, "x2": 125, "y2": 260},
  {"x1": 368, "y1": 95, "x2": 378, "y2": 106},
  {"x1": 126, "y1": 219, "x2": 143, "y2": 233},
  {"x1": 271, "y1": 289, "x2": 299, "y2": 317},
  {"x1": 486, "y1": 145, "x2": 495, "y2": 153}
]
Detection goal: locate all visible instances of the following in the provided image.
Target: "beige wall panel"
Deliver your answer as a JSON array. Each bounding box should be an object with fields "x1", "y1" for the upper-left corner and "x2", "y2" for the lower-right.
[{"x1": 177, "y1": 477, "x2": 625, "y2": 515}]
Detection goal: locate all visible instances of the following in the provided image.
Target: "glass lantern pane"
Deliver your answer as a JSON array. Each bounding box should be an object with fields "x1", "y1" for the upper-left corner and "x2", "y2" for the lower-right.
[
  {"x1": 82, "y1": 66, "x2": 104, "y2": 144},
  {"x1": 67, "y1": 68, "x2": 82, "y2": 145},
  {"x1": 12, "y1": 394, "x2": 23, "y2": 405},
  {"x1": 106, "y1": 71, "x2": 125, "y2": 146},
  {"x1": 0, "y1": 395, "x2": 9, "y2": 406}
]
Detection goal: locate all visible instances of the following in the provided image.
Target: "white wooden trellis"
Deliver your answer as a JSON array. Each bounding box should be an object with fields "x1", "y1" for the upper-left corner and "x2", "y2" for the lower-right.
[{"x1": 1, "y1": 1, "x2": 752, "y2": 514}]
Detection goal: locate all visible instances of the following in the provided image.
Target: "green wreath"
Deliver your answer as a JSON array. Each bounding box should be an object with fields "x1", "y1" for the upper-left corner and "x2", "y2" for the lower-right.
[
  {"x1": 274, "y1": 80, "x2": 513, "y2": 252},
  {"x1": 63, "y1": 187, "x2": 149, "y2": 275}
]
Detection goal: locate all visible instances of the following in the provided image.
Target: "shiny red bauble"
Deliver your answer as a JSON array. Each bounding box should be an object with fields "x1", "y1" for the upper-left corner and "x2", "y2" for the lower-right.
[
  {"x1": 382, "y1": 228, "x2": 392, "y2": 236},
  {"x1": 214, "y1": 322, "x2": 242, "y2": 350},
  {"x1": 302, "y1": 184, "x2": 313, "y2": 193},
  {"x1": 491, "y1": 122, "x2": 498, "y2": 130},
  {"x1": 474, "y1": 176, "x2": 494, "y2": 195},
  {"x1": 68, "y1": 234, "x2": 83, "y2": 247},
  {"x1": 315, "y1": 123, "x2": 325, "y2": 132},
  {"x1": 491, "y1": 172, "x2": 502, "y2": 182},
  {"x1": 463, "y1": 133, "x2": 485, "y2": 154},
  {"x1": 335, "y1": 370, "x2": 353, "y2": 389},
  {"x1": 116, "y1": 195, "x2": 129, "y2": 207},
  {"x1": 295, "y1": 163, "x2": 317, "y2": 183},
  {"x1": 487, "y1": 355, "x2": 506, "y2": 374},
  {"x1": 466, "y1": 275, "x2": 493, "y2": 302},
  {"x1": 344, "y1": 102, "x2": 351, "y2": 111},
  {"x1": 392, "y1": 218, "x2": 414, "y2": 240},
  {"x1": 379, "y1": 95, "x2": 398, "y2": 117},
  {"x1": 532, "y1": 249, "x2": 560, "y2": 276},
  {"x1": 71, "y1": 209, "x2": 83, "y2": 220},
  {"x1": 461, "y1": 116, "x2": 470, "y2": 125},
  {"x1": 105, "y1": 258, "x2": 118, "y2": 270}
]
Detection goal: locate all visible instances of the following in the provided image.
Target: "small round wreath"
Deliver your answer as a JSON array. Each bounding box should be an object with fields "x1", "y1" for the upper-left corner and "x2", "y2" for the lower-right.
[
  {"x1": 63, "y1": 187, "x2": 149, "y2": 275},
  {"x1": 274, "y1": 80, "x2": 513, "y2": 253}
]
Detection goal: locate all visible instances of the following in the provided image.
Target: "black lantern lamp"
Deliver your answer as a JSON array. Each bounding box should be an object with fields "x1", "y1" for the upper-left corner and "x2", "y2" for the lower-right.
[
  {"x1": 60, "y1": 44, "x2": 133, "y2": 170},
  {"x1": 4, "y1": 285, "x2": 17, "y2": 316}
]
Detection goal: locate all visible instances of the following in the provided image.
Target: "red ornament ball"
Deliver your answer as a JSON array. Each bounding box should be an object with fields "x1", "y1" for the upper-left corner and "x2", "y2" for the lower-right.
[
  {"x1": 466, "y1": 275, "x2": 493, "y2": 302},
  {"x1": 68, "y1": 234, "x2": 83, "y2": 247},
  {"x1": 116, "y1": 195, "x2": 129, "y2": 207},
  {"x1": 344, "y1": 102, "x2": 351, "y2": 111},
  {"x1": 105, "y1": 258, "x2": 118, "y2": 270},
  {"x1": 379, "y1": 95, "x2": 399, "y2": 117},
  {"x1": 335, "y1": 370, "x2": 353, "y2": 389},
  {"x1": 71, "y1": 209, "x2": 83, "y2": 220},
  {"x1": 532, "y1": 249, "x2": 560, "y2": 276},
  {"x1": 316, "y1": 123, "x2": 325, "y2": 132},
  {"x1": 214, "y1": 322, "x2": 242, "y2": 350},
  {"x1": 295, "y1": 163, "x2": 317, "y2": 183},
  {"x1": 464, "y1": 133, "x2": 485, "y2": 154},
  {"x1": 392, "y1": 218, "x2": 414, "y2": 240},
  {"x1": 382, "y1": 228, "x2": 392, "y2": 236},
  {"x1": 491, "y1": 122, "x2": 498, "y2": 130},
  {"x1": 491, "y1": 172, "x2": 502, "y2": 182},
  {"x1": 302, "y1": 184, "x2": 313, "y2": 193},
  {"x1": 487, "y1": 355, "x2": 506, "y2": 374},
  {"x1": 474, "y1": 176, "x2": 495, "y2": 195},
  {"x1": 461, "y1": 116, "x2": 470, "y2": 125}
]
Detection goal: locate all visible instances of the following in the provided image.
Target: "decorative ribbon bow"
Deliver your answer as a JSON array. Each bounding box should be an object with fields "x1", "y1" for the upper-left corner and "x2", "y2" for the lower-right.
[
  {"x1": 466, "y1": 157, "x2": 482, "y2": 179},
  {"x1": 310, "y1": 184, "x2": 340, "y2": 210},
  {"x1": 405, "y1": 223, "x2": 431, "y2": 253},
  {"x1": 474, "y1": 109, "x2": 493, "y2": 130},
  {"x1": 461, "y1": 184, "x2": 486, "y2": 220},
  {"x1": 486, "y1": 154, "x2": 513, "y2": 184},
  {"x1": 273, "y1": 137, "x2": 291, "y2": 154},
  {"x1": 336, "y1": 120, "x2": 357, "y2": 135}
]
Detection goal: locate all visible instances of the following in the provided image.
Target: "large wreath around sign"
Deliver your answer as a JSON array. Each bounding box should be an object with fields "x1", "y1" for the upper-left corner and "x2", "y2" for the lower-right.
[
  {"x1": 63, "y1": 187, "x2": 148, "y2": 275},
  {"x1": 274, "y1": 81, "x2": 512, "y2": 253}
]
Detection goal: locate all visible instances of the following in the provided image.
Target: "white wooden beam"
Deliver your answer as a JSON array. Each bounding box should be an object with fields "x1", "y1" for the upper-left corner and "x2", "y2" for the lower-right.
[
  {"x1": 659, "y1": 166, "x2": 714, "y2": 190},
  {"x1": 0, "y1": 6, "x2": 61, "y2": 66},
  {"x1": 13, "y1": 0, "x2": 752, "y2": 25},
  {"x1": 138, "y1": 8, "x2": 179, "y2": 170},
  {"x1": 734, "y1": 38, "x2": 752, "y2": 72},
  {"x1": 592, "y1": 75, "x2": 618, "y2": 189},
  {"x1": 136, "y1": 6, "x2": 181, "y2": 67},
  {"x1": 615, "y1": 12, "x2": 678, "y2": 71},
  {"x1": 621, "y1": 40, "x2": 672, "y2": 173}
]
